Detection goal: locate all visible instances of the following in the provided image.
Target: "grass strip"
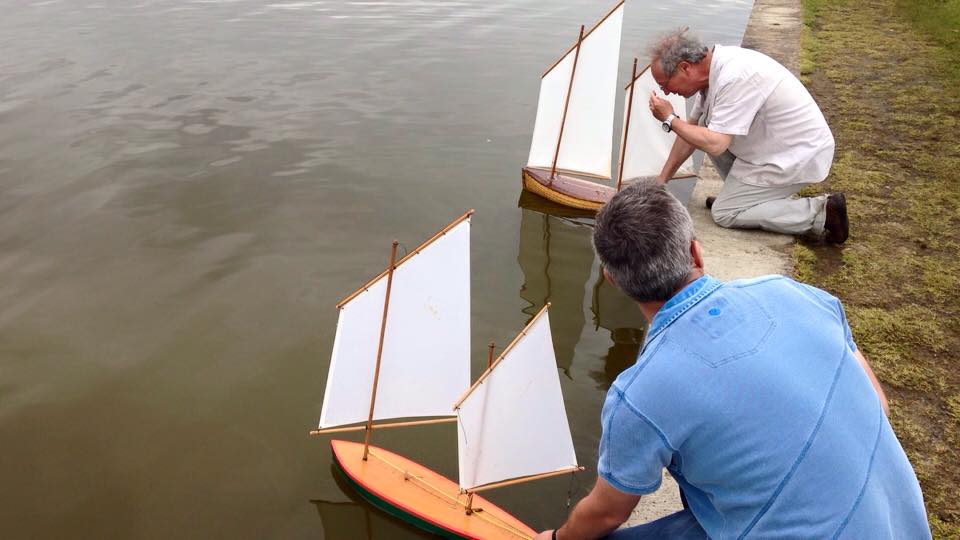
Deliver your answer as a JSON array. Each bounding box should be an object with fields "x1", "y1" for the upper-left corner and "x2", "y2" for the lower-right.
[{"x1": 797, "y1": 0, "x2": 960, "y2": 537}]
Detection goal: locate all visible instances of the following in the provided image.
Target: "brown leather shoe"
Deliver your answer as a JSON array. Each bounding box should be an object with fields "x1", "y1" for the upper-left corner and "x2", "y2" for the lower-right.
[
  {"x1": 706, "y1": 196, "x2": 716, "y2": 210},
  {"x1": 824, "y1": 193, "x2": 849, "y2": 244}
]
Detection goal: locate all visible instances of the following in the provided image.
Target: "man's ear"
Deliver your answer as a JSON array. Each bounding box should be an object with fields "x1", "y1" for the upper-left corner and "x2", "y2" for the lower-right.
[
  {"x1": 691, "y1": 239, "x2": 704, "y2": 271},
  {"x1": 602, "y1": 266, "x2": 618, "y2": 288}
]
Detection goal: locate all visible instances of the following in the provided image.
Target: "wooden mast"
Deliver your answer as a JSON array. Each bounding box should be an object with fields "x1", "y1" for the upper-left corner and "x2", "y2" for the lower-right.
[
  {"x1": 550, "y1": 25, "x2": 584, "y2": 180},
  {"x1": 617, "y1": 58, "x2": 638, "y2": 192},
  {"x1": 362, "y1": 240, "x2": 399, "y2": 461}
]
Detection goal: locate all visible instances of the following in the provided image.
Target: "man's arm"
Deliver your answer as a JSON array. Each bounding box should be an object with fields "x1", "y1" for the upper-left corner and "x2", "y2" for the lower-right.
[
  {"x1": 650, "y1": 93, "x2": 733, "y2": 156},
  {"x1": 534, "y1": 477, "x2": 641, "y2": 540},
  {"x1": 854, "y1": 347, "x2": 889, "y2": 416},
  {"x1": 670, "y1": 119, "x2": 733, "y2": 156},
  {"x1": 656, "y1": 137, "x2": 696, "y2": 184}
]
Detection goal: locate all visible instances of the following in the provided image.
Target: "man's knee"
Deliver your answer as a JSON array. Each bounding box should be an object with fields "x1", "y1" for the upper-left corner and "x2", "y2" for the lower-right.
[{"x1": 711, "y1": 205, "x2": 739, "y2": 228}]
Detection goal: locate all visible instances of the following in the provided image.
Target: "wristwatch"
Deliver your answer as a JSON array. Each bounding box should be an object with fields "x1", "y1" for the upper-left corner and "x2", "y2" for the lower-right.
[{"x1": 662, "y1": 112, "x2": 678, "y2": 133}]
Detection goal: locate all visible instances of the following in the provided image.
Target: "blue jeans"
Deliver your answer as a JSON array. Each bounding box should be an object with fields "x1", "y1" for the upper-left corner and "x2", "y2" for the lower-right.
[{"x1": 603, "y1": 510, "x2": 708, "y2": 539}]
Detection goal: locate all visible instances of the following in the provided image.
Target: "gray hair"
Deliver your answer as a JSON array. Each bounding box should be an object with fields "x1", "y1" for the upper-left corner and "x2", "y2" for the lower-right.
[
  {"x1": 649, "y1": 28, "x2": 708, "y2": 76},
  {"x1": 592, "y1": 180, "x2": 695, "y2": 302}
]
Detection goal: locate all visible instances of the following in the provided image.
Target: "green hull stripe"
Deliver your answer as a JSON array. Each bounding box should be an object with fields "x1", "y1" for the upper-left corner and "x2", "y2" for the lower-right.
[{"x1": 333, "y1": 458, "x2": 466, "y2": 539}]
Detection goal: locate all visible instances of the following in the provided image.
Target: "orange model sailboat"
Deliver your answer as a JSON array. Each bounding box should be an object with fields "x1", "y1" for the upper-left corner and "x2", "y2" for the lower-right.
[{"x1": 311, "y1": 211, "x2": 583, "y2": 538}]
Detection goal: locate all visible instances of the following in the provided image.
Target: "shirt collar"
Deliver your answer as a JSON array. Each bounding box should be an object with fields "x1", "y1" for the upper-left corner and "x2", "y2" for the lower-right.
[{"x1": 644, "y1": 275, "x2": 722, "y2": 346}]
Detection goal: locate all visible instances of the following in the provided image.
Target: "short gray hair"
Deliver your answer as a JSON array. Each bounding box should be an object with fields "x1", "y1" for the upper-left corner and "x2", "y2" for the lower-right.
[
  {"x1": 592, "y1": 180, "x2": 695, "y2": 302},
  {"x1": 649, "y1": 28, "x2": 708, "y2": 76}
]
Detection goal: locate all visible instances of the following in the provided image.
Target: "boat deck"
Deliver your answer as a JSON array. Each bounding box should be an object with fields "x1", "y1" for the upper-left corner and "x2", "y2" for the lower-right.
[{"x1": 331, "y1": 440, "x2": 536, "y2": 539}]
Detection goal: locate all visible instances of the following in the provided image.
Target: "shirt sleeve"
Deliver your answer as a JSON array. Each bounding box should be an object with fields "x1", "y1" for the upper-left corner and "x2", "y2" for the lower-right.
[
  {"x1": 795, "y1": 282, "x2": 857, "y2": 351},
  {"x1": 597, "y1": 388, "x2": 674, "y2": 495},
  {"x1": 834, "y1": 296, "x2": 857, "y2": 352},
  {"x1": 707, "y1": 72, "x2": 769, "y2": 136}
]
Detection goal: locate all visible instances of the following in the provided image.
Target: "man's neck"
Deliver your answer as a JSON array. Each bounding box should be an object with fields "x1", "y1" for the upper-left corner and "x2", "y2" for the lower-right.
[
  {"x1": 637, "y1": 270, "x2": 706, "y2": 323},
  {"x1": 694, "y1": 49, "x2": 713, "y2": 93}
]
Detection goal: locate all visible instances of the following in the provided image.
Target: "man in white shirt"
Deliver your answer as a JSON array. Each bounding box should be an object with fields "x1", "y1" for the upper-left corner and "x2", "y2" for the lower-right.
[{"x1": 647, "y1": 30, "x2": 848, "y2": 243}]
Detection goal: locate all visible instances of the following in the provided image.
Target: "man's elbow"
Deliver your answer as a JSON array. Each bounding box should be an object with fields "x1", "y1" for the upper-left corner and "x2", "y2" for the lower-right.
[
  {"x1": 596, "y1": 512, "x2": 629, "y2": 534},
  {"x1": 705, "y1": 140, "x2": 731, "y2": 156},
  {"x1": 704, "y1": 133, "x2": 733, "y2": 156},
  {"x1": 601, "y1": 503, "x2": 634, "y2": 529}
]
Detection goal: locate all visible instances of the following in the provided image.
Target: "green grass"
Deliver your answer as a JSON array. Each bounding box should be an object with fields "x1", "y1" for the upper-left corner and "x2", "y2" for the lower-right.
[
  {"x1": 897, "y1": 0, "x2": 960, "y2": 82},
  {"x1": 798, "y1": 0, "x2": 960, "y2": 537}
]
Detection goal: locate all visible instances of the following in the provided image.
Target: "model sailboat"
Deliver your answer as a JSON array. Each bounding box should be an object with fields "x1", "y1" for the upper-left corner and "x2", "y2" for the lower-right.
[
  {"x1": 311, "y1": 211, "x2": 582, "y2": 539},
  {"x1": 522, "y1": 0, "x2": 696, "y2": 212}
]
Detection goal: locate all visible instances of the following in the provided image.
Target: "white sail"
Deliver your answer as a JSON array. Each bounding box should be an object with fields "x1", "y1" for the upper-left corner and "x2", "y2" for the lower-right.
[
  {"x1": 619, "y1": 66, "x2": 696, "y2": 182},
  {"x1": 455, "y1": 310, "x2": 578, "y2": 490},
  {"x1": 526, "y1": 2, "x2": 624, "y2": 179},
  {"x1": 318, "y1": 219, "x2": 471, "y2": 429}
]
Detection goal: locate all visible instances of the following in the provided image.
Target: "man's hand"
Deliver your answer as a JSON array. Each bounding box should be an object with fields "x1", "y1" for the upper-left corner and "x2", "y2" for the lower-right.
[{"x1": 649, "y1": 91, "x2": 674, "y2": 122}]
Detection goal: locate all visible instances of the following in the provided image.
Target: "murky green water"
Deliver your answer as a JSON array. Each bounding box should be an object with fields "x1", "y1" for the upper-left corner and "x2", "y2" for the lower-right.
[{"x1": 0, "y1": 1, "x2": 751, "y2": 537}]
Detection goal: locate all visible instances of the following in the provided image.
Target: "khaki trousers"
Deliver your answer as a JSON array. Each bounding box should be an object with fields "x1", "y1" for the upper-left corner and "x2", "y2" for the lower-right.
[{"x1": 708, "y1": 151, "x2": 827, "y2": 236}]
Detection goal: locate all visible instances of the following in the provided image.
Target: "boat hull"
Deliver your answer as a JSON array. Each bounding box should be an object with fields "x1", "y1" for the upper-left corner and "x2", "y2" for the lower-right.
[
  {"x1": 330, "y1": 439, "x2": 536, "y2": 540},
  {"x1": 521, "y1": 167, "x2": 615, "y2": 212}
]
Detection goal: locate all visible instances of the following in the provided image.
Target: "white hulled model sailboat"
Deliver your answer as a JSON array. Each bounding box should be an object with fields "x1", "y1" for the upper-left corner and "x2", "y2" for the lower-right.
[{"x1": 522, "y1": 1, "x2": 698, "y2": 212}]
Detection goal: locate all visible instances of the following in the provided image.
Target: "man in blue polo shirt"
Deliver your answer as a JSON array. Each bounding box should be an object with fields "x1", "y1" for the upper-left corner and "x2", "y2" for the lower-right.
[{"x1": 535, "y1": 180, "x2": 929, "y2": 539}]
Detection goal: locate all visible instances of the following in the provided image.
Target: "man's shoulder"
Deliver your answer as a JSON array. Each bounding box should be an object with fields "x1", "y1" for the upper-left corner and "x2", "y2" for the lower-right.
[
  {"x1": 728, "y1": 274, "x2": 840, "y2": 304},
  {"x1": 721, "y1": 275, "x2": 843, "y2": 314},
  {"x1": 609, "y1": 333, "x2": 680, "y2": 405},
  {"x1": 724, "y1": 273, "x2": 814, "y2": 294},
  {"x1": 713, "y1": 45, "x2": 789, "y2": 85},
  {"x1": 707, "y1": 274, "x2": 801, "y2": 300},
  {"x1": 714, "y1": 44, "x2": 777, "y2": 66}
]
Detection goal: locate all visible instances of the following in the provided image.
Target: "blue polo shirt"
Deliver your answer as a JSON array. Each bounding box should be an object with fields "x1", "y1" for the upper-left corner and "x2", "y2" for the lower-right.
[{"x1": 598, "y1": 275, "x2": 930, "y2": 539}]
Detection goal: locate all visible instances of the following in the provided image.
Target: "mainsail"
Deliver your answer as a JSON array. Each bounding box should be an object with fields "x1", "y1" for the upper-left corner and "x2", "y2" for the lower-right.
[
  {"x1": 619, "y1": 66, "x2": 696, "y2": 182},
  {"x1": 318, "y1": 218, "x2": 472, "y2": 429},
  {"x1": 526, "y1": 1, "x2": 624, "y2": 179},
  {"x1": 454, "y1": 308, "x2": 579, "y2": 491}
]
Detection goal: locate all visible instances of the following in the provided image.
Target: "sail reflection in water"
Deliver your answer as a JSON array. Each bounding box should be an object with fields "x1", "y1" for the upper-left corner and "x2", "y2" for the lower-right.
[
  {"x1": 517, "y1": 208, "x2": 593, "y2": 375},
  {"x1": 590, "y1": 272, "x2": 646, "y2": 390}
]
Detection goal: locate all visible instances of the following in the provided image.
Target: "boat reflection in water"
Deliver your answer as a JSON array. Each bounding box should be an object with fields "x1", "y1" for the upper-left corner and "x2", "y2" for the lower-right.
[
  {"x1": 516, "y1": 176, "x2": 696, "y2": 388},
  {"x1": 517, "y1": 195, "x2": 595, "y2": 377},
  {"x1": 590, "y1": 270, "x2": 646, "y2": 390},
  {"x1": 516, "y1": 193, "x2": 648, "y2": 388},
  {"x1": 312, "y1": 465, "x2": 432, "y2": 540}
]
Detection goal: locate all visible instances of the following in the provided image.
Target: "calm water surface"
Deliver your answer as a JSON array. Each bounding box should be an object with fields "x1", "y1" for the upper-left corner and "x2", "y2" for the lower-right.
[{"x1": 0, "y1": 1, "x2": 751, "y2": 537}]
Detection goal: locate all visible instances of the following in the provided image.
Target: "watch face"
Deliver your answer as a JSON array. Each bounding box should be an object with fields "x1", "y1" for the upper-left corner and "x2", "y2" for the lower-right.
[{"x1": 661, "y1": 123, "x2": 670, "y2": 132}]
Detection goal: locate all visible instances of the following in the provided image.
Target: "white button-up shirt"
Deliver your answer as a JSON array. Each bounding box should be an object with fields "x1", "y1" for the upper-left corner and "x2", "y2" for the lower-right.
[{"x1": 691, "y1": 45, "x2": 835, "y2": 187}]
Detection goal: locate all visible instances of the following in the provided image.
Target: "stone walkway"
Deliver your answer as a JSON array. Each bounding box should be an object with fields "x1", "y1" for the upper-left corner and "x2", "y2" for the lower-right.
[{"x1": 621, "y1": 0, "x2": 800, "y2": 526}]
